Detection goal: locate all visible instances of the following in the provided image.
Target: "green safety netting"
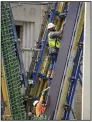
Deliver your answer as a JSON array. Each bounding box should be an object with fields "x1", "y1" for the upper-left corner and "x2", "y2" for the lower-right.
[{"x1": 1, "y1": 2, "x2": 26, "y2": 120}]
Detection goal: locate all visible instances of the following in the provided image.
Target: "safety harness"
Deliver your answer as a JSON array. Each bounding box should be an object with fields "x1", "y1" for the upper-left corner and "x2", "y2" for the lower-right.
[{"x1": 48, "y1": 33, "x2": 60, "y2": 49}]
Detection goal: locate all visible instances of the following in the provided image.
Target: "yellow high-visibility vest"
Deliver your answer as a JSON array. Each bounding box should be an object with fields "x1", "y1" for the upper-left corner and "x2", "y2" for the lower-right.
[{"x1": 48, "y1": 33, "x2": 60, "y2": 48}]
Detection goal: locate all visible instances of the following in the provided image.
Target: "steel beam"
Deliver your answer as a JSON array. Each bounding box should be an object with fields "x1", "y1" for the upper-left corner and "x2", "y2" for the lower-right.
[{"x1": 45, "y1": 2, "x2": 80, "y2": 119}]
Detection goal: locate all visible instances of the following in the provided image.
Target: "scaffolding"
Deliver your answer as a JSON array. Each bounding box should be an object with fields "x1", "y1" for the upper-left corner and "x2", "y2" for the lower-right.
[{"x1": 1, "y1": 1, "x2": 84, "y2": 120}]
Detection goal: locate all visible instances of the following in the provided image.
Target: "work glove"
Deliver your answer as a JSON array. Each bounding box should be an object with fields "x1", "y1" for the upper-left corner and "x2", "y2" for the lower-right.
[{"x1": 41, "y1": 91, "x2": 45, "y2": 96}]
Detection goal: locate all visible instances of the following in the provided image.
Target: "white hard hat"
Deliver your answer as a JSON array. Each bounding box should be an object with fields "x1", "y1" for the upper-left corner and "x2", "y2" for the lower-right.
[
  {"x1": 33, "y1": 100, "x2": 39, "y2": 106},
  {"x1": 47, "y1": 23, "x2": 55, "y2": 29}
]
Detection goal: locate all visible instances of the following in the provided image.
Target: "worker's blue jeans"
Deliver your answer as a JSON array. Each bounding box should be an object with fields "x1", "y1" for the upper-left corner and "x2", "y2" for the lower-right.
[
  {"x1": 47, "y1": 47, "x2": 59, "y2": 85},
  {"x1": 48, "y1": 47, "x2": 59, "y2": 71},
  {"x1": 47, "y1": 54, "x2": 58, "y2": 85},
  {"x1": 49, "y1": 54, "x2": 58, "y2": 70}
]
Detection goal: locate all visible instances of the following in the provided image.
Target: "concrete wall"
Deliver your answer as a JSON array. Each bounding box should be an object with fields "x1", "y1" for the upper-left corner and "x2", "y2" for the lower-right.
[
  {"x1": 11, "y1": 3, "x2": 41, "y2": 43},
  {"x1": 11, "y1": 3, "x2": 42, "y2": 72}
]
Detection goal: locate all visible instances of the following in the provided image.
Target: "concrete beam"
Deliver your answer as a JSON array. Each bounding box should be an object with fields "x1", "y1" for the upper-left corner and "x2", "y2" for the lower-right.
[{"x1": 81, "y1": 2, "x2": 90, "y2": 120}]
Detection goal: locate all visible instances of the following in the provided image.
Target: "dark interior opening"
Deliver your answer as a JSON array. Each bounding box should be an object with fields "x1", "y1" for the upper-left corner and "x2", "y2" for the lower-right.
[{"x1": 16, "y1": 25, "x2": 21, "y2": 39}]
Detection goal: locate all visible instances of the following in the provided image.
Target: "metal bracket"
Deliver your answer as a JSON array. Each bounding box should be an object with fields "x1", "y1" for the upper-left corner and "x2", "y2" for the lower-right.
[
  {"x1": 64, "y1": 104, "x2": 70, "y2": 111},
  {"x1": 55, "y1": 11, "x2": 67, "y2": 18},
  {"x1": 22, "y1": 48, "x2": 42, "y2": 52}
]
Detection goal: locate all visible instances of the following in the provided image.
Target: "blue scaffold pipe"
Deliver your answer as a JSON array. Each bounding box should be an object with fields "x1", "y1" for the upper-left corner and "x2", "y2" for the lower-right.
[
  {"x1": 64, "y1": 50, "x2": 82, "y2": 120},
  {"x1": 32, "y1": 2, "x2": 58, "y2": 87},
  {"x1": 63, "y1": 30, "x2": 84, "y2": 120}
]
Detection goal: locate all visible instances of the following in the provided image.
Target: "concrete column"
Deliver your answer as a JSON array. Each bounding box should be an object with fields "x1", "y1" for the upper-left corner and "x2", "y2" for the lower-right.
[{"x1": 82, "y1": 2, "x2": 90, "y2": 120}]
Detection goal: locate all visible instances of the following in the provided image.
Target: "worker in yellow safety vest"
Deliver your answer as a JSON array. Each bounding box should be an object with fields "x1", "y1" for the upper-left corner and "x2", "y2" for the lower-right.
[{"x1": 47, "y1": 22, "x2": 65, "y2": 79}]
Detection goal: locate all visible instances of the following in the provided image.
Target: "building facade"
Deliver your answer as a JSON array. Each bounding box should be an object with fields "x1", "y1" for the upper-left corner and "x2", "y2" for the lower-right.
[{"x1": 11, "y1": 2, "x2": 43, "y2": 72}]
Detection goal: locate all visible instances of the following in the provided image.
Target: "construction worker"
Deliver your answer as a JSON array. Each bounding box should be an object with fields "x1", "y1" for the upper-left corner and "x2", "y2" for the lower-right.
[
  {"x1": 32, "y1": 87, "x2": 50, "y2": 117},
  {"x1": 47, "y1": 22, "x2": 65, "y2": 79}
]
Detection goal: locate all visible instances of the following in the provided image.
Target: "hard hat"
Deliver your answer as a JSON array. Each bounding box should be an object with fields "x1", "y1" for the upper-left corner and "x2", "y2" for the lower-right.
[
  {"x1": 47, "y1": 23, "x2": 55, "y2": 29},
  {"x1": 33, "y1": 100, "x2": 39, "y2": 106}
]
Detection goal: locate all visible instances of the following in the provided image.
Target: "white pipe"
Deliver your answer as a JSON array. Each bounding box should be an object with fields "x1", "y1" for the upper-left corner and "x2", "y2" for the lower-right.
[{"x1": 21, "y1": 48, "x2": 42, "y2": 52}]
